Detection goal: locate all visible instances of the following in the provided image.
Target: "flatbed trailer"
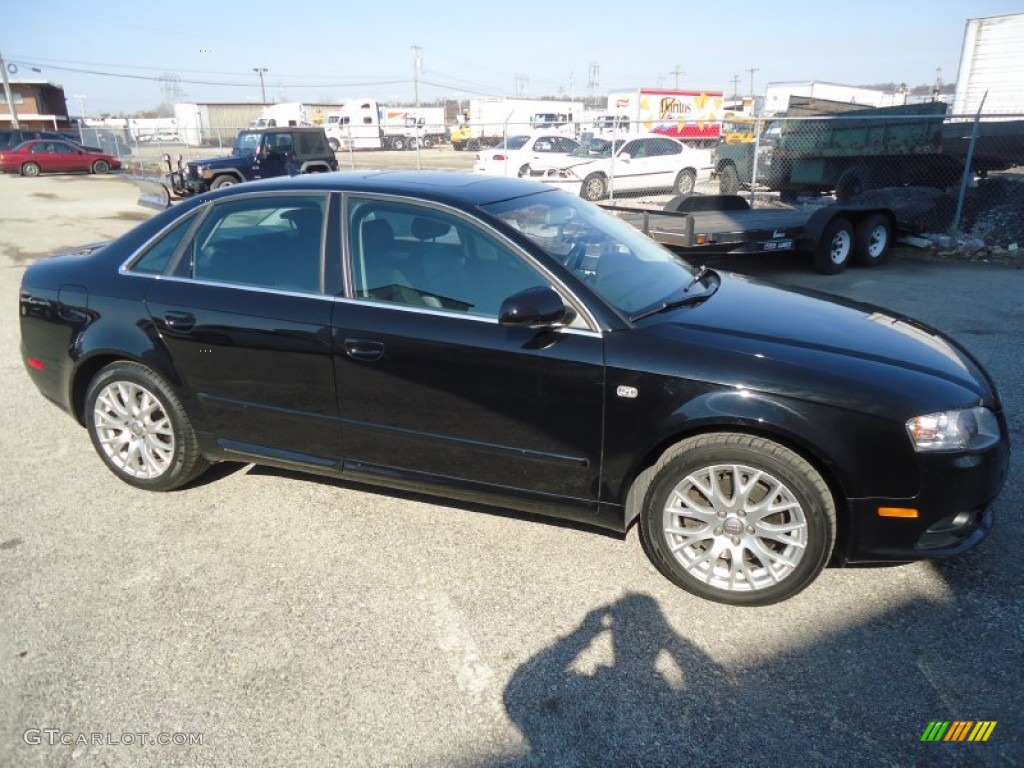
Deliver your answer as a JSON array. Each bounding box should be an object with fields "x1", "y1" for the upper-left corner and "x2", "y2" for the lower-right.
[{"x1": 602, "y1": 195, "x2": 901, "y2": 274}]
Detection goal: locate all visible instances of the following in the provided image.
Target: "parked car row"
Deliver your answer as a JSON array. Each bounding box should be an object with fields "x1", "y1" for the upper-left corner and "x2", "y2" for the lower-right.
[{"x1": 474, "y1": 132, "x2": 713, "y2": 201}]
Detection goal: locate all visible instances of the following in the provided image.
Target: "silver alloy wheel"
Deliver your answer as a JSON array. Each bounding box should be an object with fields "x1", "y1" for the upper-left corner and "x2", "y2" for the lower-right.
[
  {"x1": 92, "y1": 381, "x2": 175, "y2": 479},
  {"x1": 829, "y1": 229, "x2": 852, "y2": 264},
  {"x1": 865, "y1": 223, "x2": 888, "y2": 257},
  {"x1": 660, "y1": 463, "x2": 808, "y2": 592}
]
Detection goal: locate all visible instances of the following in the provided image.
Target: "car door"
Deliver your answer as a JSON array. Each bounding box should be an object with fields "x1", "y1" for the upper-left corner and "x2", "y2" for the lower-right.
[
  {"x1": 143, "y1": 192, "x2": 342, "y2": 463},
  {"x1": 30, "y1": 142, "x2": 59, "y2": 172},
  {"x1": 611, "y1": 138, "x2": 659, "y2": 194},
  {"x1": 332, "y1": 196, "x2": 606, "y2": 512},
  {"x1": 53, "y1": 141, "x2": 88, "y2": 172}
]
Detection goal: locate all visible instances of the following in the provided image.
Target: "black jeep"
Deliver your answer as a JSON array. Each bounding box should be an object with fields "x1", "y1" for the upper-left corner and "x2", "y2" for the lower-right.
[{"x1": 167, "y1": 127, "x2": 337, "y2": 196}]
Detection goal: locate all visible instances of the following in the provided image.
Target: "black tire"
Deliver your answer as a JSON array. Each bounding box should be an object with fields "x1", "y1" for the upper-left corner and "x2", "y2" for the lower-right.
[
  {"x1": 421, "y1": 136, "x2": 435, "y2": 149},
  {"x1": 835, "y1": 166, "x2": 868, "y2": 202},
  {"x1": 328, "y1": 138, "x2": 340, "y2": 152},
  {"x1": 390, "y1": 137, "x2": 406, "y2": 151},
  {"x1": 853, "y1": 213, "x2": 892, "y2": 267},
  {"x1": 719, "y1": 163, "x2": 740, "y2": 194},
  {"x1": 517, "y1": 164, "x2": 530, "y2": 178},
  {"x1": 466, "y1": 138, "x2": 481, "y2": 151},
  {"x1": 674, "y1": 169, "x2": 697, "y2": 195},
  {"x1": 639, "y1": 433, "x2": 835, "y2": 606},
  {"x1": 580, "y1": 173, "x2": 607, "y2": 202},
  {"x1": 210, "y1": 176, "x2": 237, "y2": 190},
  {"x1": 84, "y1": 362, "x2": 209, "y2": 491},
  {"x1": 21, "y1": 162, "x2": 41, "y2": 177},
  {"x1": 813, "y1": 216, "x2": 855, "y2": 274},
  {"x1": 92, "y1": 160, "x2": 110, "y2": 174},
  {"x1": 452, "y1": 142, "x2": 466, "y2": 152}
]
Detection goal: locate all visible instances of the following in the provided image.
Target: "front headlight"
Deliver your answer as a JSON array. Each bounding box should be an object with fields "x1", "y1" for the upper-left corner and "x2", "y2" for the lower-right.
[{"x1": 906, "y1": 407, "x2": 1000, "y2": 452}]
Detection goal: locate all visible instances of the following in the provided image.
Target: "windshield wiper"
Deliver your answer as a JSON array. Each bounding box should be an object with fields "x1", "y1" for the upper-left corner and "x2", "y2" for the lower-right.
[{"x1": 629, "y1": 267, "x2": 719, "y2": 322}]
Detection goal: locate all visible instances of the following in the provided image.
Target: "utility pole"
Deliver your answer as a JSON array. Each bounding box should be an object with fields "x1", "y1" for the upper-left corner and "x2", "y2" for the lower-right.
[
  {"x1": 746, "y1": 67, "x2": 759, "y2": 99},
  {"x1": 731, "y1": 75, "x2": 740, "y2": 103},
  {"x1": 0, "y1": 51, "x2": 21, "y2": 129},
  {"x1": 514, "y1": 74, "x2": 528, "y2": 98},
  {"x1": 668, "y1": 64, "x2": 685, "y2": 90},
  {"x1": 253, "y1": 67, "x2": 268, "y2": 104},
  {"x1": 411, "y1": 45, "x2": 422, "y2": 107}
]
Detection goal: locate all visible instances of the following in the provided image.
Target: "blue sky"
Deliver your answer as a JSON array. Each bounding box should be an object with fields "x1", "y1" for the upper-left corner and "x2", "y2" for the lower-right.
[{"x1": 4, "y1": 0, "x2": 1022, "y2": 114}]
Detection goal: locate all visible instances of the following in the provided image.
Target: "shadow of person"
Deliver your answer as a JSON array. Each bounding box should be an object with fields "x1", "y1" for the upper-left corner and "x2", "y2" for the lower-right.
[{"x1": 499, "y1": 592, "x2": 731, "y2": 767}]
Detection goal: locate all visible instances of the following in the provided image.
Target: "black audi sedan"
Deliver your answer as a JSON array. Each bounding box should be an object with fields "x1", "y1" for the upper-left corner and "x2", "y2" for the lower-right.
[{"x1": 19, "y1": 172, "x2": 1009, "y2": 605}]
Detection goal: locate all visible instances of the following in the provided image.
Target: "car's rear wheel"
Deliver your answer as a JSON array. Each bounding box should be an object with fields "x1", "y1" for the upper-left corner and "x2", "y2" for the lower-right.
[
  {"x1": 210, "y1": 176, "x2": 237, "y2": 190},
  {"x1": 517, "y1": 164, "x2": 530, "y2": 178},
  {"x1": 21, "y1": 162, "x2": 41, "y2": 177},
  {"x1": 674, "y1": 169, "x2": 697, "y2": 195},
  {"x1": 328, "y1": 138, "x2": 340, "y2": 152},
  {"x1": 639, "y1": 433, "x2": 835, "y2": 606},
  {"x1": 580, "y1": 173, "x2": 607, "y2": 201},
  {"x1": 91, "y1": 160, "x2": 110, "y2": 174},
  {"x1": 85, "y1": 362, "x2": 209, "y2": 491}
]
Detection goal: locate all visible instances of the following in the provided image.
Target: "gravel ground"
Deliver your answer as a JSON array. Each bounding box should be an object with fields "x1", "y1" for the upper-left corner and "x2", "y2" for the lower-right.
[{"x1": 1, "y1": 171, "x2": 1021, "y2": 767}]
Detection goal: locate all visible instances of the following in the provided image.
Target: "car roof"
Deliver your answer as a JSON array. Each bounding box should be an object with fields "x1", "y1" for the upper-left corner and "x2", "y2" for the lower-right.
[{"x1": 206, "y1": 171, "x2": 559, "y2": 207}]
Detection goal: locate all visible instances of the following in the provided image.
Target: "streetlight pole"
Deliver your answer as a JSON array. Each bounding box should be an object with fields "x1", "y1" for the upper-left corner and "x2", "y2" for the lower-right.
[
  {"x1": 411, "y1": 46, "x2": 421, "y2": 107},
  {"x1": 253, "y1": 67, "x2": 268, "y2": 104},
  {"x1": 73, "y1": 94, "x2": 87, "y2": 142}
]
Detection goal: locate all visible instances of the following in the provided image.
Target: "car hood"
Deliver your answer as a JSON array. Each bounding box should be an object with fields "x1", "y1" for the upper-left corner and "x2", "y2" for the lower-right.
[
  {"x1": 640, "y1": 273, "x2": 996, "y2": 415},
  {"x1": 189, "y1": 153, "x2": 247, "y2": 170}
]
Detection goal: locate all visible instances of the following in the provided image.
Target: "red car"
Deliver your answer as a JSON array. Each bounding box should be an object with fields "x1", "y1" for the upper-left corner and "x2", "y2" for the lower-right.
[{"x1": 0, "y1": 139, "x2": 121, "y2": 176}]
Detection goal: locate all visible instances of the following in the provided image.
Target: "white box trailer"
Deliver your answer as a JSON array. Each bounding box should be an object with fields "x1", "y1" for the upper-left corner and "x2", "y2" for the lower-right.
[
  {"x1": 952, "y1": 13, "x2": 1024, "y2": 115},
  {"x1": 450, "y1": 98, "x2": 584, "y2": 151}
]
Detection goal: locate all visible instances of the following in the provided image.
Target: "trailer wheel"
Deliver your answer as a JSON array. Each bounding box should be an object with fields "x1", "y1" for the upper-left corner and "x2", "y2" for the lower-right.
[
  {"x1": 813, "y1": 216, "x2": 854, "y2": 274},
  {"x1": 853, "y1": 213, "x2": 892, "y2": 267},
  {"x1": 580, "y1": 173, "x2": 608, "y2": 202},
  {"x1": 719, "y1": 164, "x2": 740, "y2": 195}
]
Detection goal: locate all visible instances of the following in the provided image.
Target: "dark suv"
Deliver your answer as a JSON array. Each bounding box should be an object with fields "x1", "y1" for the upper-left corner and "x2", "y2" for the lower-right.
[{"x1": 167, "y1": 127, "x2": 337, "y2": 196}]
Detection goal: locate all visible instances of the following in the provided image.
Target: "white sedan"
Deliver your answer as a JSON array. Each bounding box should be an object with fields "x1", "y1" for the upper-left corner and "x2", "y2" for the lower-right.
[
  {"x1": 473, "y1": 133, "x2": 581, "y2": 177},
  {"x1": 526, "y1": 134, "x2": 713, "y2": 201}
]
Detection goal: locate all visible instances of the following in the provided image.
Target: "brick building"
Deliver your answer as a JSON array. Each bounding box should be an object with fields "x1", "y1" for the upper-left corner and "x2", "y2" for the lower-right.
[{"x1": 1, "y1": 77, "x2": 71, "y2": 130}]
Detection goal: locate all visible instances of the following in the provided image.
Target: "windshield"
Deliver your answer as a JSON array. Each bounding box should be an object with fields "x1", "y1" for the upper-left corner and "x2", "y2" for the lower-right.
[
  {"x1": 495, "y1": 136, "x2": 531, "y2": 150},
  {"x1": 233, "y1": 131, "x2": 262, "y2": 155},
  {"x1": 482, "y1": 190, "x2": 698, "y2": 317}
]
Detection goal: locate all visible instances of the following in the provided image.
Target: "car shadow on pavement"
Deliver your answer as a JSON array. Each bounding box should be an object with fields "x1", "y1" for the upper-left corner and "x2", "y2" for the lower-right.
[{"x1": 475, "y1": 592, "x2": 1016, "y2": 767}]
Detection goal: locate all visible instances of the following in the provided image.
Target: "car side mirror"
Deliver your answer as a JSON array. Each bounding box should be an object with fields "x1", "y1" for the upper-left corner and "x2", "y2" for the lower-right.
[{"x1": 499, "y1": 286, "x2": 575, "y2": 329}]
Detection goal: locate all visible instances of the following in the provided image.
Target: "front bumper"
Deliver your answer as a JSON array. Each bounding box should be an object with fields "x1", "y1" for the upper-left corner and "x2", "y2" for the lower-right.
[{"x1": 842, "y1": 438, "x2": 1010, "y2": 562}]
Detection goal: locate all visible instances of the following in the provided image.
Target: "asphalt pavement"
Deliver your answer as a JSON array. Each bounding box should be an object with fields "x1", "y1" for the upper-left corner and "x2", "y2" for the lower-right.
[{"x1": 1, "y1": 172, "x2": 1021, "y2": 767}]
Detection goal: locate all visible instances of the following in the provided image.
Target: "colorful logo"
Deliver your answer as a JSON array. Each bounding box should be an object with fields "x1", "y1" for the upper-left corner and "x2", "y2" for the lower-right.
[{"x1": 921, "y1": 721, "x2": 997, "y2": 742}]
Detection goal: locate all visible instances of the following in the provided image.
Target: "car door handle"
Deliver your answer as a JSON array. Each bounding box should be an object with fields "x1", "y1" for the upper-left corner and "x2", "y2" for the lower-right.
[
  {"x1": 163, "y1": 311, "x2": 195, "y2": 332},
  {"x1": 344, "y1": 338, "x2": 384, "y2": 362}
]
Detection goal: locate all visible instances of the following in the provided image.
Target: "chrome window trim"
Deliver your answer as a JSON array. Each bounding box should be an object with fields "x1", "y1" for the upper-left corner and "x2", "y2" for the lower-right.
[
  {"x1": 330, "y1": 295, "x2": 602, "y2": 338},
  {"x1": 339, "y1": 191, "x2": 602, "y2": 333},
  {"x1": 145, "y1": 273, "x2": 335, "y2": 301}
]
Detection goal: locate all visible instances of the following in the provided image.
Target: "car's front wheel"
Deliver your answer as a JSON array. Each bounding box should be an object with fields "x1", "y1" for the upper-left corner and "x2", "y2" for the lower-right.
[
  {"x1": 85, "y1": 362, "x2": 209, "y2": 491},
  {"x1": 639, "y1": 433, "x2": 835, "y2": 606},
  {"x1": 210, "y1": 176, "x2": 237, "y2": 190}
]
